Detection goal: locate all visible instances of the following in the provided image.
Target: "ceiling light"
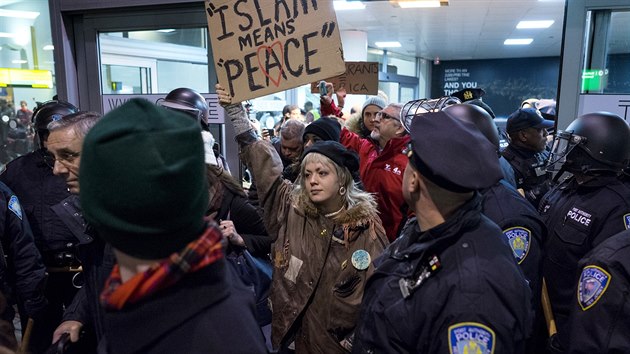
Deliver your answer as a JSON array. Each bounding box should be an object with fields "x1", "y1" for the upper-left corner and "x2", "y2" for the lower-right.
[
  {"x1": 157, "y1": 29, "x2": 176, "y2": 33},
  {"x1": 43, "y1": 44, "x2": 54, "y2": 51},
  {"x1": 517, "y1": 20, "x2": 554, "y2": 29},
  {"x1": 375, "y1": 41, "x2": 402, "y2": 48},
  {"x1": 0, "y1": 9, "x2": 40, "y2": 19},
  {"x1": 0, "y1": 32, "x2": 14, "y2": 38},
  {"x1": 333, "y1": 1, "x2": 366, "y2": 10},
  {"x1": 504, "y1": 38, "x2": 533, "y2": 45},
  {"x1": 397, "y1": 1, "x2": 441, "y2": 8},
  {"x1": 12, "y1": 60, "x2": 27, "y2": 64}
]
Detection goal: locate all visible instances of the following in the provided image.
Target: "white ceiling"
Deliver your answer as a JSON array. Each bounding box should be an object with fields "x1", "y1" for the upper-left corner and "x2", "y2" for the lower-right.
[{"x1": 336, "y1": 0, "x2": 568, "y2": 60}]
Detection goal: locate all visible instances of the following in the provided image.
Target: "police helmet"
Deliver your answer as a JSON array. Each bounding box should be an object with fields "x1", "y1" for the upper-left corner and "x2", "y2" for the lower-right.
[
  {"x1": 400, "y1": 96, "x2": 460, "y2": 133},
  {"x1": 158, "y1": 88, "x2": 209, "y2": 130},
  {"x1": 443, "y1": 104, "x2": 500, "y2": 150},
  {"x1": 549, "y1": 112, "x2": 630, "y2": 174},
  {"x1": 32, "y1": 100, "x2": 78, "y2": 147}
]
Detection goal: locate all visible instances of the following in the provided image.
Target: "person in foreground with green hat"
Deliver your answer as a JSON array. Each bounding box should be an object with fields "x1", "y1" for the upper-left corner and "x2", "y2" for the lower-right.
[
  {"x1": 216, "y1": 84, "x2": 388, "y2": 353},
  {"x1": 79, "y1": 98, "x2": 266, "y2": 353}
]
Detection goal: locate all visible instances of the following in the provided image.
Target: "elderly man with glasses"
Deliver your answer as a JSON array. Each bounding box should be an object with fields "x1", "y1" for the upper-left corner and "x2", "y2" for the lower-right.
[
  {"x1": 46, "y1": 111, "x2": 116, "y2": 353},
  {"x1": 340, "y1": 103, "x2": 411, "y2": 241}
]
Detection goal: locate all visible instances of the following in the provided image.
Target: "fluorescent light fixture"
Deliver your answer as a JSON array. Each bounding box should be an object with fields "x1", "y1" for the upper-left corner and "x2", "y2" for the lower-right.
[
  {"x1": 0, "y1": 9, "x2": 40, "y2": 19},
  {"x1": 333, "y1": 1, "x2": 365, "y2": 10},
  {"x1": 157, "y1": 29, "x2": 176, "y2": 33},
  {"x1": 517, "y1": 20, "x2": 554, "y2": 29},
  {"x1": 0, "y1": 32, "x2": 14, "y2": 38},
  {"x1": 398, "y1": 1, "x2": 441, "y2": 8},
  {"x1": 43, "y1": 44, "x2": 54, "y2": 51},
  {"x1": 504, "y1": 38, "x2": 533, "y2": 45},
  {"x1": 12, "y1": 59, "x2": 27, "y2": 64},
  {"x1": 375, "y1": 41, "x2": 402, "y2": 48}
]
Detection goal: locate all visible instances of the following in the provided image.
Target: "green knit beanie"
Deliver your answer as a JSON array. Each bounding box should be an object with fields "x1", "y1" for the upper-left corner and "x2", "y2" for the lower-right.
[{"x1": 80, "y1": 98, "x2": 208, "y2": 260}]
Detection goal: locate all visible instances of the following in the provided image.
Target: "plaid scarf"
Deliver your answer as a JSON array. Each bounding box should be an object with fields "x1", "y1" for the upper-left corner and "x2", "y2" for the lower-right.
[{"x1": 100, "y1": 225, "x2": 224, "y2": 310}]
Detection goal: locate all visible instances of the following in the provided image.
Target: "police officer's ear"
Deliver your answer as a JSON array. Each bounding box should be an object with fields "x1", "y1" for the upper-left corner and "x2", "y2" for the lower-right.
[
  {"x1": 403, "y1": 166, "x2": 422, "y2": 195},
  {"x1": 517, "y1": 129, "x2": 529, "y2": 142}
]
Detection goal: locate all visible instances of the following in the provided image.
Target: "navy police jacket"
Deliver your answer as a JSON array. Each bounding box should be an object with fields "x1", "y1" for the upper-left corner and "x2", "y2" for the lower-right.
[
  {"x1": 482, "y1": 180, "x2": 546, "y2": 307},
  {"x1": 353, "y1": 194, "x2": 533, "y2": 354},
  {"x1": 0, "y1": 181, "x2": 47, "y2": 317},
  {"x1": 0, "y1": 150, "x2": 76, "y2": 253},
  {"x1": 539, "y1": 174, "x2": 630, "y2": 343},
  {"x1": 565, "y1": 229, "x2": 630, "y2": 353}
]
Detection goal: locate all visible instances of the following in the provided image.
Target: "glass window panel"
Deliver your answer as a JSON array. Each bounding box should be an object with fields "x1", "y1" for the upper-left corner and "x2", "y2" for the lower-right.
[
  {"x1": 98, "y1": 28, "x2": 208, "y2": 94},
  {"x1": 1, "y1": 0, "x2": 55, "y2": 165},
  {"x1": 581, "y1": 10, "x2": 630, "y2": 94}
]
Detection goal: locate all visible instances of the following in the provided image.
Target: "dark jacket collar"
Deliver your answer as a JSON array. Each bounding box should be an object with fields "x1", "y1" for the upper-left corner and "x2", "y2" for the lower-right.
[
  {"x1": 389, "y1": 193, "x2": 483, "y2": 260},
  {"x1": 103, "y1": 261, "x2": 231, "y2": 353}
]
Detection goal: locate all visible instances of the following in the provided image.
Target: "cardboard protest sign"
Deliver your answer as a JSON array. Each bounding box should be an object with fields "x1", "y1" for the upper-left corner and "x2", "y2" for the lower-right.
[
  {"x1": 206, "y1": 0, "x2": 346, "y2": 102},
  {"x1": 311, "y1": 61, "x2": 379, "y2": 95}
]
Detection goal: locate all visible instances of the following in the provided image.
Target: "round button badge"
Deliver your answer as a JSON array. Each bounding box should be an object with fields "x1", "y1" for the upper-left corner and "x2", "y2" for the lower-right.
[{"x1": 351, "y1": 249, "x2": 371, "y2": 270}]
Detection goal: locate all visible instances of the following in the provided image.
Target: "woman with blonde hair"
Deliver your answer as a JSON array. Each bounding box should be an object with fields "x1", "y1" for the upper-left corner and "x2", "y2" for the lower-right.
[{"x1": 217, "y1": 84, "x2": 388, "y2": 354}]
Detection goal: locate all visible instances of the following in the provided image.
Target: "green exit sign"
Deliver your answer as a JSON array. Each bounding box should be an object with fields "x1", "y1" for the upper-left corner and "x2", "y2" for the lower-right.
[{"x1": 581, "y1": 69, "x2": 608, "y2": 92}]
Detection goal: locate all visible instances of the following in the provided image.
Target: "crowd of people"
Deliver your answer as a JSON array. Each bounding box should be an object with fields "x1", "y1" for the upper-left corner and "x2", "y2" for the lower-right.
[{"x1": 0, "y1": 82, "x2": 629, "y2": 354}]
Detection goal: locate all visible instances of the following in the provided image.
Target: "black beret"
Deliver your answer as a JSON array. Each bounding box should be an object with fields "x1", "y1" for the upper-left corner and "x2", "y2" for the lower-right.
[
  {"x1": 408, "y1": 111, "x2": 503, "y2": 192},
  {"x1": 302, "y1": 141, "x2": 359, "y2": 174}
]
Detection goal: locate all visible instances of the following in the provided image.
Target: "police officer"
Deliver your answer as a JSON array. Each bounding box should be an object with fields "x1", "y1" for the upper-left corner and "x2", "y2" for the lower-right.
[
  {"x1": 539, "y1": 111, "x2": 630, "y2": 351},
  {"x1": 158, "y1": 87, "x2": 230, "y2": 173},
  {"x1": 352, "y1": 111, "x2": 532, "y2": 353},
  {"x1": 502, "y1": 108, "x2": 555, "y2": 208},
  {"x1": 563, "y1": 229, "x2": 630, "y2": 353},
  {"x1": 0, "y1": 100, "x2": 80, "y2": 353},
  {"x1": 0, "y1": 181, "x2": 47, "y2": 340},
  {"x1": 444, "y1": 104, "x2": 545, "y2": 298}
]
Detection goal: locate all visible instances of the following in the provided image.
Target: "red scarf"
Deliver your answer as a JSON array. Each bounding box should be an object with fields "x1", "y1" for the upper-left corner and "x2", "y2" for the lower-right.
[{"x1": 100, "y1": 225, "x2": 224, "y2": 310}]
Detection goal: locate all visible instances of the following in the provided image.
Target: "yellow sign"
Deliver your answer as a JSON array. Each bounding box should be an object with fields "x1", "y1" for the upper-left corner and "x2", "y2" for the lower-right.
[{"x1": 0, "y1": 68, "x2": 53, "y2": 88}]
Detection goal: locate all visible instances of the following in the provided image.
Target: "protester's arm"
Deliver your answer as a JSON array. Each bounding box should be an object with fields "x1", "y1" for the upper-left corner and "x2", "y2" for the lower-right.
[
  {"x1": 216, "y1": 84, "x2": 294, "y2": 239},
  {"x1": 340, "y1": 126, "x2": 365, "y2": 153}
]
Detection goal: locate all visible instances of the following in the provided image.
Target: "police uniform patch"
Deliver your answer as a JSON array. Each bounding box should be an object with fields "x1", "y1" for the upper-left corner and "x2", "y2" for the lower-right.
[
  {"x1": 503, "y1": 227, "x2": 531, "y2": 264},
  {"x1": 578, "y1": 265, "x2": 611, "y2": 311},
  {"x1": 449, "y1": 322, "x2": 495, "y2": 354},
  {"x1": 624, "y1": 213, "x2": 630, "y2": 230},
  {"x1": 565, "y1": 206, "x2": 593, "y2": 231},
  {"x1": 8, "y1": 195, "x2": 23, "y2": 220}
]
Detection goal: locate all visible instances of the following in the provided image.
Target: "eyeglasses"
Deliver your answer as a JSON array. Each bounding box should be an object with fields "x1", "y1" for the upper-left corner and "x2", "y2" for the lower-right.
[
  {"x1": 376, "y1": 111, "x2": 397, "y2": 120},
  {"x1": 43, "y1": 151, "x2": 81, "y2": 168}
]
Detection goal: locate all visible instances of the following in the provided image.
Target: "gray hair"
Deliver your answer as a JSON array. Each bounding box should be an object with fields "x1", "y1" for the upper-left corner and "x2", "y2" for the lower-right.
[{"x1": 47, "y1": 111, "x2": 101, "y2": 138}]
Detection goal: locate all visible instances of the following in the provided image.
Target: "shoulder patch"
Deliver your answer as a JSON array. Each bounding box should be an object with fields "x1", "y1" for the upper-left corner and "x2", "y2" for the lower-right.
[
  {"x1": 449, "y1": 322, "x2": 495, "y2": 354},
  {"x1": 8, "y1": 195, "x2": 23, "y2": 220},
  {"x1": 624, "y1": 213, "x2": 630, "y2": 230},
  {"x1": 503, "y1": 227, "x2": 531, "y2": 264},
  {"x1": 578, "y1": 265, "x2": 611, "y2": 311}
]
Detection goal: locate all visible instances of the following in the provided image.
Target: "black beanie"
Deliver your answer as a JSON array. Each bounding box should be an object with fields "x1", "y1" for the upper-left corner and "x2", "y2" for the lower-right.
[
  {"x1": 302, "y1": 141, "x2": 359, "y2": 174},
  {"x1": 303, "y1": 117, "x2": 341, "y2": 142},
  {"x1": 80, "y1": 98, "x2": 208, "y2": 260}
]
